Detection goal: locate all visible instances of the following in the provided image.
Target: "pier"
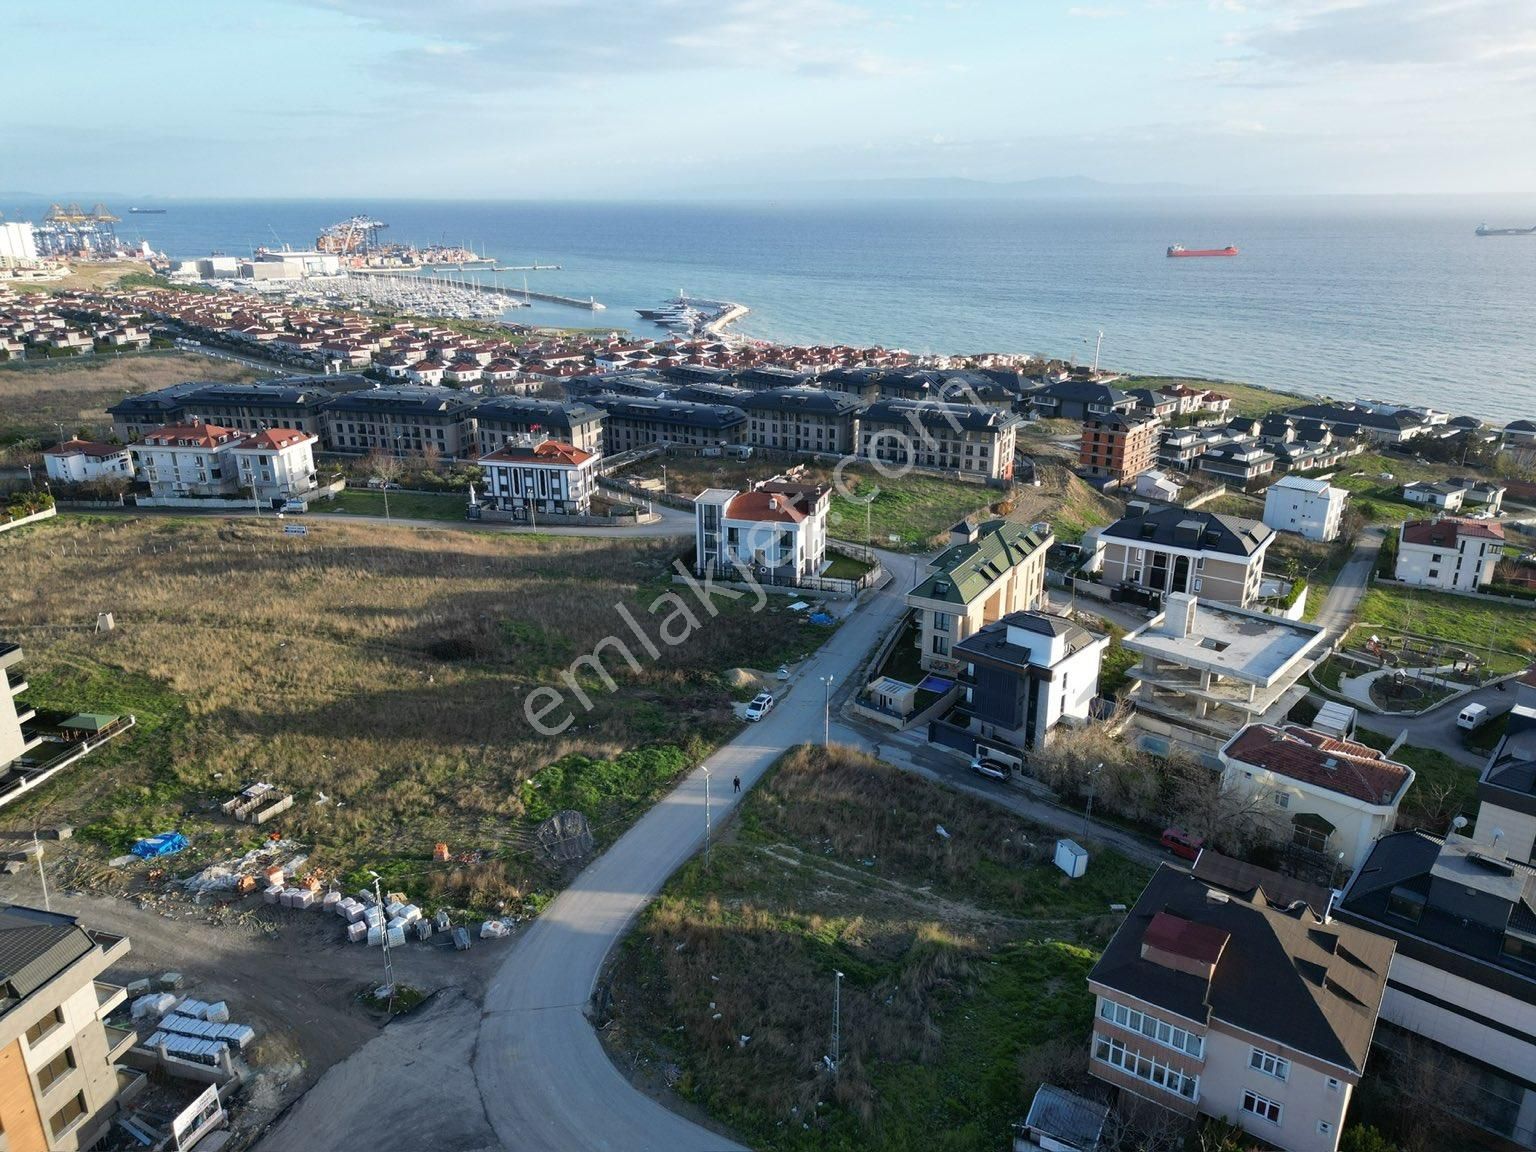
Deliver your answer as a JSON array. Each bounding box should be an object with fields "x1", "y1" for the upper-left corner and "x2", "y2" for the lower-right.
[{"x1": 352, "y1": 269, "x2": 605, "y2": 310}]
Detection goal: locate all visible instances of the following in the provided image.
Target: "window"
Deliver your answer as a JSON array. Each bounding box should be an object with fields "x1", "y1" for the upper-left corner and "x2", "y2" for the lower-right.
[
  {"x1": 1093, "y1": 1034, "x2": 1199, "y2": 1100},
  {"x1": 1098, "y1": 999, "x2": 1204, "y2": 1057},
  {"x1": 49, "y1": 1092, "x2": 87, "y2": 1138},
  {"x1": 25, "y1": 1007, "x2": 64, "y2": 1047},
  {"x1": 933, "y1": 612, "x2": 951, "y2": 634},
  {"x1": 1242, "y1": 1090, "x2": 1282, "y2": 1125},
  {"x1": 1326, "y1": 1077, "x2": 1343, "y2": 1093},
  {"x1": 1249, "y1": 1048, "x2": 1290, "y2": 1081},
  {"x1": 1319, "y1": 1120, "x2": 1335, "y2": 1137},
  {"x1": 36, "y1": 1047, "x2": 75, "y2": 1094},
  {"x1": 1272, "y1": 792, "x2": 1290, "y2": 809}
]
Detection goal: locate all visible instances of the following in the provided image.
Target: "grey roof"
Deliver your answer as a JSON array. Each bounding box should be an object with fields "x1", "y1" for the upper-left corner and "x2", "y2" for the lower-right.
[
  {"x1": 589, "y1": 395, "x2": 747, "y2": 431},
  {"x1": 1091, "y1": 866, "x2": 1392, "y2": 1073},
  {"x1": 1100, "y1": 506, "x2": 1273, "y2": 557},
  {"x1": 1191, "y1": 850, "x2": 1332, "y2": 917},
  {"x1": 739, "y1": 386, "x2": 864, "y2": 417},
  {"x1": 1022, "y1": 1084, "x2": 1109, "y2": 1149},
  {"x1": 861, "y1": 398, "x2": 1022, "y2": 433},
  {"x1": 323, "y1": 385, "x2": 478, "y2": 416},
  {"x1": 106, "y1": 380, "x2": 209, "y2": 418},
  {"x1": 670, "y1": 383, "x2": 754, "y2": 406},
  {"x1": 954, "y1": 611, "x2": 1104, "y2": 669},
  {"x1": 472, "y1": 396, "x2": 604, "y2": 430},
  {"x1": 0, "y1": 905, "x2": 95, "y2": 1014},
  {"x1": 185, "y1": 379, "x2": 338, "y2": 407},
  {"x1": 1336, "y1": 831, "x2": 1536, "y2": 1007},
  {"x1": 911, "y1": 520, "x2": 1050, "y2": 605},
  {"x1": 1032, "y1": 379, "x2": 1132, "y2": 406}
]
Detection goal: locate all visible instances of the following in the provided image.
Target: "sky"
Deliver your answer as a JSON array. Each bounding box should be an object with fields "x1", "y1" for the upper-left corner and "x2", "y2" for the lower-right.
[{"x1": 8, "y1": 0, "x2": 1536, "y2": 198}]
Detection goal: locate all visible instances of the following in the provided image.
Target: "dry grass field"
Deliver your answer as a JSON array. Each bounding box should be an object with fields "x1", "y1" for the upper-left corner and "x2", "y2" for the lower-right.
[
  {"x1": 604, "y1": 745, "x2": 1149, "y2": 1152},
  {"x1": 0, "y1": 515, "x2": 823, "y2": 904},
  {"x1": 0, "y1": 350, "x2": 268, "y2": 442}
]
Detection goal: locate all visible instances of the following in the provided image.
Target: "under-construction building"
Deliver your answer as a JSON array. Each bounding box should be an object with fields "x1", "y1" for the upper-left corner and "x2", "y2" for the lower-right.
[{"x1": 33, "y1": 203, "x2": 122, "y2": 257}]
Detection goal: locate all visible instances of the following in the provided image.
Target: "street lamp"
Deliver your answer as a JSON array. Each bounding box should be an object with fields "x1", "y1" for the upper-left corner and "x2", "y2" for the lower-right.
[
  {"x1": 820, "y1": 675, "x2": 835, "y2": 749},
  {"x1": 702, "y1": 764, "x2": 712, "y2": 868},
  {"x1": 830, "y1": 969, "x2": 844, "y2": 1079},
  {"x1": 1083, "y1": 761, "x2": 1103, "y2": 836}
]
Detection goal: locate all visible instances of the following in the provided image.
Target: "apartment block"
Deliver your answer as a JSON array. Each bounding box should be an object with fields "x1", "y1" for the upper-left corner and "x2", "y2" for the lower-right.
[
  {"x1": 859, "y1": 399, "x2": 1020, "y2": 482},
  {"x1": 1079, "y1": 411, "x2": 1161, "y2": 483}
]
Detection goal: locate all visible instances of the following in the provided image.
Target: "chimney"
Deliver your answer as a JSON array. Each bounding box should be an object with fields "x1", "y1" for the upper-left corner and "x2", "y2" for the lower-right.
[{"x1": 1161, "y1": 592, "x2": 1198, "y2": 640}]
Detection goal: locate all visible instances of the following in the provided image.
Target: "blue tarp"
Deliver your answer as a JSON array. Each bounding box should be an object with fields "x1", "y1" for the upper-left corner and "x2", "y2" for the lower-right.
[
  {"x1": 809, "y1": 612, "x2": 835, "y2": 626},
  {"x1": 131, "y1": 832, "x2": 188, "y2": 859}
]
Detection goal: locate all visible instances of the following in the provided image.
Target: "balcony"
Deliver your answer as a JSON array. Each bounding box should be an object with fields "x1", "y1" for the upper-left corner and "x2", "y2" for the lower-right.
[
  {"x1": 94, "y1": 979, "x2": 127, "y2": 1018},
  {"x1": 104, "y1": 1024, "x2": 138, "y2": 1062}
]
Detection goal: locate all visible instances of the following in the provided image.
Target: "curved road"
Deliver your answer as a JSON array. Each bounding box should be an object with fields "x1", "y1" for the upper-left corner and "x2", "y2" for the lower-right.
[{"x1": 472, "y1": 554, "x2": 910, "y2": 1152}]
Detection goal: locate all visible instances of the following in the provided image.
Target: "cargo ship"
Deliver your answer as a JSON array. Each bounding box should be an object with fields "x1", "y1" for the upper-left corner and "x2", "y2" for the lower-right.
[
  {"x1": 1167, "y1": 244, "x2": 1238, "y2": 257},
  {"x1": 1475, "y1": 223, "x2": 1535, "y2": 236},
  {"x1": 128, "y1": 207, "x2": 167, "y2": 214}
]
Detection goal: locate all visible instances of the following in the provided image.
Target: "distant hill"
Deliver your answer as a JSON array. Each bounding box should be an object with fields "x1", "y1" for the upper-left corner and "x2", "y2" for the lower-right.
[{"x1": 691, "y1": 175, "x2": 1206, "y2": 200}]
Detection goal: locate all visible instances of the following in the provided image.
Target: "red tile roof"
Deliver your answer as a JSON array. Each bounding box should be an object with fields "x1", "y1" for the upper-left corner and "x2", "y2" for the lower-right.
[
  {"x1": 236, "y1": 428, "x2": 315, "y2": 452},
  {"x1": 1401, "y1": 517, "x2": 1505, "y2": 547},
  {"x1": 1223, "y1": 724, "x2": 1412, "y2": 806},
  {"x1": 140, "y1": 422, "x2": 239, "y2": 448},
  {"x1": 1144, "y1": 911, "x2": 1229, "y2": 965},
  {"x1": 724, "y1": 489, "x2": 818, "y2": 523},
  {"x1": 45, "y1": 439, "x2": 124, "y2": 458},
  {"x1": 480, "y1": 439, "x2": 592, "y2": 467}
]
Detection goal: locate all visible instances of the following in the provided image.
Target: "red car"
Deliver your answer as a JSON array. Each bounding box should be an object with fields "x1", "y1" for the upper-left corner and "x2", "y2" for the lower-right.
[{"x1": 1160, "y1": 827, "x2": 1204, "y2": 861}]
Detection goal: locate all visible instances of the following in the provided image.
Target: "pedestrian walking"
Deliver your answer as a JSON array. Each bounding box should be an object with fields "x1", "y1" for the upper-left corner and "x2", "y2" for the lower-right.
[{"x1": 733, "y1": 775, "x2": 741, "y2": 794}]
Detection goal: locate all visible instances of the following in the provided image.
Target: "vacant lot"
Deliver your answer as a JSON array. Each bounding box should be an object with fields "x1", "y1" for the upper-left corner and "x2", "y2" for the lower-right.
[
  {"x1": 604, "y1": 745, "x2": 1149, "y2": 1152},
  {"x1": 0, "y1": 515, "x2": 826, "y2": 907},
  {"x1": 318, "y1": 489, "x2": 466, "y2": 521},
  {"x1": 0, "y1": 350, "x2": 268, "y2": 442},
  {"x1": 626, "y1": 456, "x2": 1002, "y2": 549},
  {"x1": 1356, "y1": 584, "x2": 1536, "y2": 671}
]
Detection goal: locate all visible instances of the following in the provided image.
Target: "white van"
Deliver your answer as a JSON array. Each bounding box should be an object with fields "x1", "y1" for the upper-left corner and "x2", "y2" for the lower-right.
[{"x1": 1457, "y1": 703, "x2": 1489, "y2": 731}]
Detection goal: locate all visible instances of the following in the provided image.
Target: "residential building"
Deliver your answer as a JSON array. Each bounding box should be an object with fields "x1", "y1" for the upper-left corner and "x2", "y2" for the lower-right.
[
  {"x1": 1195, "y1": 438, "x2": 1276, "y2": 486},
  {"x1": 1134, "y1": 470, "x2": 1183, "y2": 503},
  {"x1": 1158, "y1": 426, "x2": 1208, "y2": 471},
  {"x1": 1218, "y1": 724, "x2": 1414, "y2": 872},
  {"x1": 1402, "y1": 478, "x2": 1505, "y2": 516},
  {"x1": 1476, "y1": 668, "x2": 1536, "y2": 865},
  {"x1": 953, "y1": 611, "x2": 1108, "y2": 754},
  {"x1": 815, "y1": 367, "x2": 883, "y2": 403},
  {"x1": 472, "y1": 396, "x2": 605, "y2": 459},
  {"x1": 1335, "y1": 829, "x2": 1536, "y2": 1150},
  {"x1": 1263, "y1": 475, "x2": 1350, "y2": 543},
  {"x1": 1395, "y1": 517, "x2": 1504, "y2": 591},
  {"x1": 1284, "y1": 402, "x2": 1432, "y2": 444},
  {"x1": 478, "y1": 438, "x2": 600, "y2": 518},
  {"x1": 129, "y1": 421, "x2": 243, "y2": 498},
  {"x1": 1028, "y1": 379, "x2": 1137, "y2": 422},
  {"x1": 1, "y1": 643, "x2": 41, "y2": 768},
  {"x1": 859, "y1": 399, "x2": 1020, "y2": 482},
  {"x1": 1079, "y1": 411, "x2": 1161, "y2": 483},
  {"x1": 1127, "y1": 388, "x2": 1180, "y2": 423},
  {"x1": 740, "y1": 387, "x2": 864, "y2": 455},
  {"x1": 0, "y1": 902, "x2": 140, "y2": 1151},
  {"x1": 1089, "y1": 506, "x2": 1274, "y2": 608},
  {"x1": 42, "y1": 441, "x2": 133, "y2": 486},
  {"x1": 1122, "y1": 593, "x2": 1327, "y2": 761},
  {"x1": 908, "y1": 520, "x2": 1053, "y2": 672},
  {"x1": 106, "y1": 381, "x2": 209, "y2": 442},
  {"x1": 1088, "y1": 863, "x2": 1392, "y2": 1152},
  {"x1": 229, "y1": 428, "x2": 319, "y2": 505},
  {"x1": 320, "y1": 385, "x2": 478, "y2": 458},
  {"x1": 693, "y1": 480, "x2": 831, "y2": 584},
  {"x1": 180, "y1": 377, "x2": 348, "y2": 445},
  {"x1": 589, "y1": 397, "x2": 746, "y2": 454},
  {"x1": 1504, "y1": 419, "x2": 1536, "y2": 447}
]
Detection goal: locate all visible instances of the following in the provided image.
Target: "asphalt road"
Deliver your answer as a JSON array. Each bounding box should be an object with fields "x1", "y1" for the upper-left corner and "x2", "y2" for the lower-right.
[
  {"x1": 471, "y1": 554, "x2": 911, "y2": 1152},
  {"x1": 1312, "y1": 528, "x2": 1384, "y2": 641}
]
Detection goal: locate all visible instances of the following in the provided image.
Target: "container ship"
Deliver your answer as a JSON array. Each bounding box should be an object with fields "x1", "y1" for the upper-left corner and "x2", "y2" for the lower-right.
[
  {"x1": 1167, "y1": 244, "x2": 1238, "y2": 258},
  {"x1": 1475, "y1": 223, "x2": 1535, "y2": 236}
]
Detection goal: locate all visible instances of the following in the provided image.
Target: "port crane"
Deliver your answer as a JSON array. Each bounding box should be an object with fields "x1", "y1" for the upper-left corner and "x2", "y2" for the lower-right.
[{"x1": 316, "y1": 215, "x2": 388, "y2": 255}]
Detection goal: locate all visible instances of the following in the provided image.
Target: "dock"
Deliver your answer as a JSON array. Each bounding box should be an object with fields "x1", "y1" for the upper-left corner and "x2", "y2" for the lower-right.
[{"x1": 351, "y1": 268, "x2": 605, "y2": 310}]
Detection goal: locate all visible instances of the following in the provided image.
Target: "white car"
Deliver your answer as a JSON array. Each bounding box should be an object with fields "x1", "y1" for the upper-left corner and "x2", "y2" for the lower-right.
[
  {"x1": 969, "y1": 756, "x2": 1009, "y2": 781},
  {"x1": 745, "y1": 692, "x2": 775, "y2": 721}
]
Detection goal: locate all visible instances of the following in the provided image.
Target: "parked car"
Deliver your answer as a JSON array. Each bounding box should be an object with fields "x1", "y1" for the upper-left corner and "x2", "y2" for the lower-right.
[
  {"x1": 280, "y1": 498, "x2": 307, "y2": 514},
  {"x1": 745, "y1": 692, "x2": 775, "y2": 721},
  {"x1": 1159, "y1": 827, "x2": 1205, "y2": 861},
  {"x1": 969, "y1": 755, "x2": 1009, "y2": 781}
]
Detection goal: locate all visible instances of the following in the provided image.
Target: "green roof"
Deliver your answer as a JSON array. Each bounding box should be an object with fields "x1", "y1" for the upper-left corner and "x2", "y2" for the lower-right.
[
  {"x1": 911, "y1": 519, "x2": 1051, "y2": 606},
  {"x1": 61, "y1": 713, "x2": 119, "y2": 732}
]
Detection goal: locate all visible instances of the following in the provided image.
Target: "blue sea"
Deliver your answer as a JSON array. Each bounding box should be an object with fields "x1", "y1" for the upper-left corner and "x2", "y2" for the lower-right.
[{"x1": 58, "y1": 196, "x2": 1536, "y2": 423}]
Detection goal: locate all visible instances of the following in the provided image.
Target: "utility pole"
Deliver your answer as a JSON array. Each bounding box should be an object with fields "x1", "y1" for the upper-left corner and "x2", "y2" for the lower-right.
[
  {"x1": 831, "y1": 969, "x2": 844, "y2": 1079},
  {"x1": 371, "y1": 873, "x2": 395, "y2": 1013},
  {"x1": 702, "y1": 766, "x2": 712, "y2": 868},
  {"x1": 1083, "y1": 761, "x2": 1103, "y2": 836},
  {"x1": 820, "y1": 675, "x2": 835, "y2": 749}
]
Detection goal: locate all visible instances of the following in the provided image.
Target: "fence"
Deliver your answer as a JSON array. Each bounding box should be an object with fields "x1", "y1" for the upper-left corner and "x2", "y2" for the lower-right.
[{"x1": 0, "y1": 506, "x2": 57, "y2": 535}]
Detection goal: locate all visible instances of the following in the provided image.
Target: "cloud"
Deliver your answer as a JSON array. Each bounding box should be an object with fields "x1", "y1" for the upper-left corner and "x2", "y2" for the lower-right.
[
  {"x1": 1237, "y1": 0, "x2": 1536, "y2": 75},
  {"x1": 300, "y1": 0, "x2": 911, "y2": 88}
]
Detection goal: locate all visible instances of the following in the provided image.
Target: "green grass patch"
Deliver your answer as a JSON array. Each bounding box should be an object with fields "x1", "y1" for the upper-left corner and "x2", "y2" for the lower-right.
[
  {"x1": 317, "y1": 490, "x2": 466, "y2": 521},
  {"x1": 821, "y1": 553, "x2": 875, "y2": 581},
  {"x1": 519, "y1": 745, "x2": 693, "y2": 834},
  {"x1": 1353, "y1": 729, "x2": 1478, "y2": 828},
  {"x1": 1098, "y1": 633, "x2": 1138, "y2": 698},
  {"x1": 1356, "y1": 586, "x2": 1536, "y2": 671}
]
